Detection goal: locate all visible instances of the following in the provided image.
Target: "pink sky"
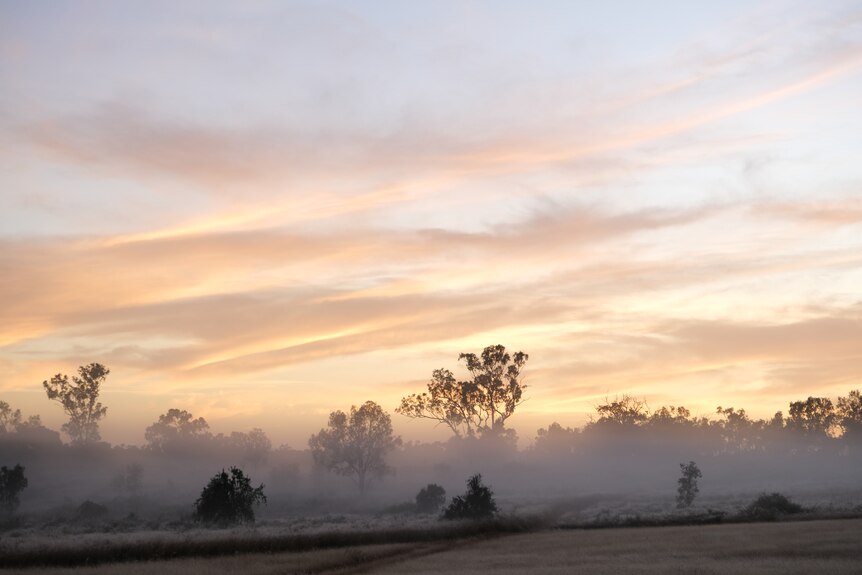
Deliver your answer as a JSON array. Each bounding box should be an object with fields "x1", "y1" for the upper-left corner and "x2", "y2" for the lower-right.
[{"x1": 1, "y1": 1, "x2": 861, "y2": 447}]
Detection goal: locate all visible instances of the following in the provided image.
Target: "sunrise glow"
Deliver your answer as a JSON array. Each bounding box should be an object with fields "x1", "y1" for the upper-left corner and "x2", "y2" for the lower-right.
[{"x1": 1, "y1": 1, "x2": 860, "y2": 448}]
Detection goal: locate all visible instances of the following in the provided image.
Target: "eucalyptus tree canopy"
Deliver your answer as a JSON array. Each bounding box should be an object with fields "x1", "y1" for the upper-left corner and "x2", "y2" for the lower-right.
[
  {"x1": 308, "y1": 401, "x2": 401, "y2": 494},
  {"x1": 42, "y1": 363, "x2": 109, "y2": 445},
  {"x1": 397, "y1": 345, "x2": 529, "y2": 438},
  {"x1": 145, "y1": 408, "x2": 211, "y2": 452}
]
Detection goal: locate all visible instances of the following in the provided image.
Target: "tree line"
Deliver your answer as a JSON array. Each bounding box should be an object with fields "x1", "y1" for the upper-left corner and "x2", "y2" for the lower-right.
[
  {"x1": 532, "y1": 391, "x2": 862, "y2": 457},
  {"x1": 2, "y1": 345, "x2": 862, "y2": 500}
]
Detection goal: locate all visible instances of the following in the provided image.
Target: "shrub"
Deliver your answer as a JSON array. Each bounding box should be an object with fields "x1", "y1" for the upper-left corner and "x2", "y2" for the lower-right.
[
  {"x1": 676, "y1": 461, "x2": 702, "y2": 508},
  {"x1": 743, "y1": 492, "x2": 803, "y2": 521},
  {"x1": 443, "y1": 474, "x2": 497, "y2": 520},
  {"x1": 0, "y1": 464, "x2": 27, "y2": 518},
  {"x1": 194, "y1": 466, "x2": 266, "y2": 526},
  {"x1": 415, "y1": 483, "x2": 446, "y2": 514}
]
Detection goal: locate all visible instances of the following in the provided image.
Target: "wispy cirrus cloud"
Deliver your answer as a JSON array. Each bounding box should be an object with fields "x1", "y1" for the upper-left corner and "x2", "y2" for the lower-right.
[
  {"x1": 22, "y1": 43, "x2": 862, "y2": 198},
  {"x1": 0, "y1": 202, "x2": 716, "y2": 348},
  {"x1": 524, "y1": 307, "x2": 862, "y2": 416},
  {"x1": 751, "y1": 198, "x2": 862, "y2": 226},
  {"x1": 2, "y1": 1, "x2": 862, "y2": 445},
  {"x1": 15, "y1": 3, "x2": 861, "y2": 201},
  {"x1": 4, "y1": 198, "x2": 860, "y2": 393}
]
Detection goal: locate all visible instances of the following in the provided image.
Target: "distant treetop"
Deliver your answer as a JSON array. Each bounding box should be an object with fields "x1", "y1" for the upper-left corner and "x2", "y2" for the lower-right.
[
  {"x1": 397, "y1": 344, "x2": 529, "y2": 438},
  {"x1": 42, "y1": 363, "x2": 109, "y2": 445}
]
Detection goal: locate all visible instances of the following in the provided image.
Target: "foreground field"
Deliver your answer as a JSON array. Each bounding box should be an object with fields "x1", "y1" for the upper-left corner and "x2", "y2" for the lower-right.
[
  {"x1": 378, "y1": 518, "x2": 862, "y2": 575},
  {"x1": 2, "y1": 518, "x2": 859, "y2": 574},
  {"x1": 0, "y1": 542, "x2": 431, "y2": 575}
]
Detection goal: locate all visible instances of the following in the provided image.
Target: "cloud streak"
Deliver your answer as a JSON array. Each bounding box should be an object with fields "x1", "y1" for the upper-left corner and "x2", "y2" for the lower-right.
[{"x1": 2, "y1": 1, "x2": 861, "y2": 445}]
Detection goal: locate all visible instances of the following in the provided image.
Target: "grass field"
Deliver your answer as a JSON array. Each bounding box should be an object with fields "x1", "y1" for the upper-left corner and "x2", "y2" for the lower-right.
[
  {"x1": 0, "y1": 542, "x2": 435, "y2": 575},
  {"x1": 2, "y1": 518, "x2": 859, "y2": 574},
  {"x1": 378, "y1": 518, "x2": 862, "y2": 574}
]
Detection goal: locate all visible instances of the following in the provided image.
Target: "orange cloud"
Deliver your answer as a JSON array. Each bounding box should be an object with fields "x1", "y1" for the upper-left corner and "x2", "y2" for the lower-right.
[{"x1": 751, "y1": 198, "x2": 862, "y2": 226}]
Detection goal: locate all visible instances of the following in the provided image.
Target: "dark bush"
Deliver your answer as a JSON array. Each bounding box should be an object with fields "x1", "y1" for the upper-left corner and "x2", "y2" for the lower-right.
[
  {"x1": 676, "y1": 461, "x2": 702, "y2": 508},
  {"x1": 743, "y1": 492, "x2": 803, "y2": 521},
  {"x1": 0, "y1": 464, "x2": 27, "y2": 518},
  {"x1": 415, "y1": 483, "x2": 446, "y2": 514},
  {"x1": 443, "y1": 474, "x2": 497, "y2": 520},
  {"x1": 194, "y1": 466, "x2": 266, "y2": 526}
]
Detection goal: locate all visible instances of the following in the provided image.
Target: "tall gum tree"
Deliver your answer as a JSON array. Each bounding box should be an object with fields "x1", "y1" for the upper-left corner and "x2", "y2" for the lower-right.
[
  {"x1": 397, "y1": 344, "x2": 529, "y2": 438},
  {"x1": 42, "y1": 363, "x2": 109, "y2": 445},
  {"x1": 308, "y1": 401, "x2": 401, "y2": 495}
]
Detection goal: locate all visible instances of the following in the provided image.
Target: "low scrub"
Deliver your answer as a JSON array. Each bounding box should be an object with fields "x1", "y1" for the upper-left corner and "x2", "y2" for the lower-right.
[
  {"x1": 561, "y1": 510, "x2": 727, "y2": 530},
  {"x1": 416, "y1": 483, "x2": 446, "y2": 514},
  {"x1": 194, "y1": 467, "x2": 266, "y2": 526},
  {"x1": 443, "y1": 474, "x2": 497, "y2": 520},
  {"x1": 742, "y1": 493, "x2": 804, "y2": 521}
]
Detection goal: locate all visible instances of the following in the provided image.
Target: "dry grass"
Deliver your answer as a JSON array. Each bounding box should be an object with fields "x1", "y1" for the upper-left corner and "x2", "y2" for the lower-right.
[
  {"x1": 0, "y1": 516, "x2": 540, "y2": 570},
  {"x1": 0, "y1": 543, "x2": 420, "y2": 575},
  {"x1": 375, "y1": 518, "x2": 862, "y2": 574},
  {"x1": 3, "y1": 517, "x2": 859, "y2": 573}
]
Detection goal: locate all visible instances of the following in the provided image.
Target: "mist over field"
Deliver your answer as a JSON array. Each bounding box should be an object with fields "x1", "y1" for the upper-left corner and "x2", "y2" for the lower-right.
[
  {"x1": 4, "y1": 351, "x2": 861, "y2": 572},
  {"x1": 4, "y1": 386, "x2": 862, "y2": 521}
]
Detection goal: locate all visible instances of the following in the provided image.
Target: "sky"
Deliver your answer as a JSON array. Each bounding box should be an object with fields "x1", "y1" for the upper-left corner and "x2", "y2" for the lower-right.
[{"x1": 1, "y1": 0, "x2": 861, "y2": 448}]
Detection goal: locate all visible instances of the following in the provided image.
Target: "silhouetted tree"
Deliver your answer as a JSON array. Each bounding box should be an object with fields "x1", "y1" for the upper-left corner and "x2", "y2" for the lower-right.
[
  {"x1": 42, "y1": 363, "x2": 109, "y2": 444},
  {"x1": 308, "y1": 401, "x2": 401, "y2": 494},
  {"x1": 534, "y1": 422, "x2": 579, "y2": 455},
  {"x1": 443, "y1": 473, "x2": 497, "y2": 520},
  {"x1": 592, "y1": 395, "x2": 648, "y2": 427},
  {"x1": 645, "y1": 406, "x2": 713, "y2": 449},
  {"x1": 0, "y1": 402, "x2": 53, "y2": 443},
  {"x1": 145, "y1": 408, "x2": 211, "y2": 452},
  {"x1": 769, "y1": 410, "x2": 785, "y2": 430},
  {"x1": 398, "y1": 345, "x2": 528, "y2": 437},
  {"x1": 787, "y1": 397, "x2": 836, "y2": 438},
  {"x1": 415, "y1": 483, "x2": 446, "y2": 514},
  {"x1": 837, "y1": 390, "x2": 862, "y2": 441},
  {"x1": 713, "y1": 406, "x2": 760, "y2": 452},
  {"x1": 676, "y1": 461, "x2": 701, "y2": 508},
  {"x1": 397, "y1": 369, "x2": 478, "y2": 437},
  {"x1": 194, "y1": 467, "x2": 266, "y2": 526},
  {"x1": 460, "y1": 345, "x2": 529, "y2": 433},
  {"x1": 649, "y1": 405, "x2": 695, "y2": 427},
  {"x1": 0, "y1": 464, "x2": 27, "y2": 518},
  {"x1": 227, "y1": 428, "x2": 272, "y2": 467},
  {"x1": 0, "y1": 401, "x2": 22, "y2": 434},
  {"x1": 0, "y1": 403, "x2": 43, "y2": 433}
]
